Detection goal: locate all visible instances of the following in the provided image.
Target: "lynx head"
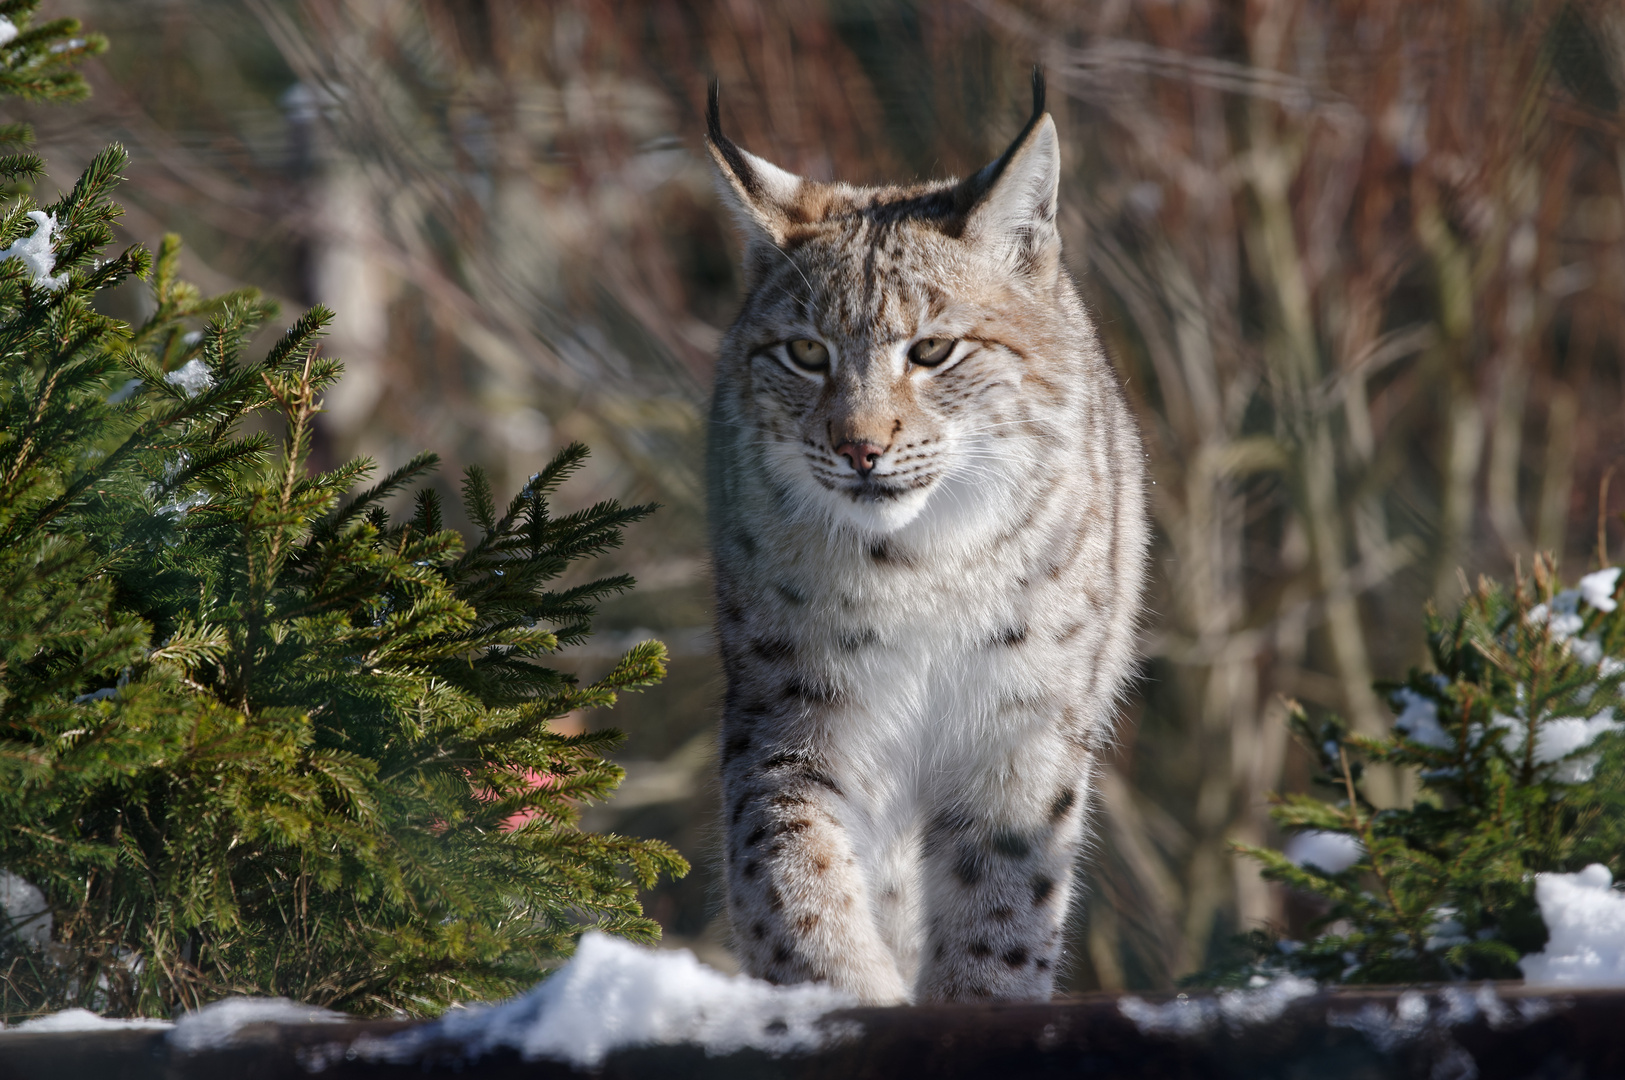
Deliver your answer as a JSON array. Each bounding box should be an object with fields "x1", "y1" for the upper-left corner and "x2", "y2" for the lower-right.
[{"x1": 708, "y1": 72, "x2": 1078, "y2": 537}]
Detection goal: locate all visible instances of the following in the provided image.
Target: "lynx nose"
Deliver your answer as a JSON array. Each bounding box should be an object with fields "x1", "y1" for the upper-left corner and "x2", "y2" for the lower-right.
[{"x1": 834, "y1": 440, "x2": 884, "y2": 477}]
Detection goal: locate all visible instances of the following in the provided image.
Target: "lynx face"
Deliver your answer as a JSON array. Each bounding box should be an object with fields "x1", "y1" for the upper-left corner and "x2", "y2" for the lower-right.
[
  {"x1": 735, "y1": 248, "x2": 1043, "y2": 532},
  {"x1": 711, "y1": 113, "x2": 1066, "y2": 536}
]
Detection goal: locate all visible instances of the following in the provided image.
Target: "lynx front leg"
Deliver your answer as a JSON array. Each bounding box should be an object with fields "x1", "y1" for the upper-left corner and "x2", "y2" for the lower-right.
[
  {"x1": 916, "y1": 758, "x2": 1093, "y2": 1002},
  {"x1": 722, "y1": 741, "x2": 909, "y2": 1004}
]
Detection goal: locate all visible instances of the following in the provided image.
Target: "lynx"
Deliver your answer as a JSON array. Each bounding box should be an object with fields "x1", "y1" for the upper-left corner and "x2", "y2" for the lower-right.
[{"x1": 705, "y1": 72, "x2": 1148, "y2": 1004}]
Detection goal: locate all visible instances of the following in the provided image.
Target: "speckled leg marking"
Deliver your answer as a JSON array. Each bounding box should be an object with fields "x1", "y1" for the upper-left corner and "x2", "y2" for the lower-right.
[
  {"x1": 917, "y1": 762, "x2": 1091, "y2": 1001},
  {"x1": 721, "y1": 728, "x2": 909, "y2": 1002}
]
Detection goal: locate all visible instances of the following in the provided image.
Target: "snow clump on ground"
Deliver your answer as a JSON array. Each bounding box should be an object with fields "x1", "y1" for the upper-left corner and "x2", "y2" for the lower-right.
[
  {"x1": 1, "y1": 1009, "x2": 170, "y2": 1034},
  {"x1": 367, "y1": 931, "x2": 856, "y2": 1067},
  {"x1": 1520, "y1": 864, "x2": 1625, "y2": 988},
  {"x1": 168, "y1": 998, "x2": 345, "y2": 1052},
  {"x1": 1118, "y1": 974, "x2": 1318, "y2": 1036}
]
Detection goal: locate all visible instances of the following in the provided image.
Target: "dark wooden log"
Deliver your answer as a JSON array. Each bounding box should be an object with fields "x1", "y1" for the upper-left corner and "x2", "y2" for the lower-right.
[{"x1": 1, "y1": 983, "x2": 1619, "y2": 1080}]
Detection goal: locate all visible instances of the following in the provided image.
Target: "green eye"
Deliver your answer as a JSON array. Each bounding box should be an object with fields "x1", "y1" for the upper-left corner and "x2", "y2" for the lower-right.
[
  {"x1": 908, "y1": 337, "x2": 956, "y2": 367},
  {"x1": 787, "y1": 338, "x2": 830, "y2": 372}
]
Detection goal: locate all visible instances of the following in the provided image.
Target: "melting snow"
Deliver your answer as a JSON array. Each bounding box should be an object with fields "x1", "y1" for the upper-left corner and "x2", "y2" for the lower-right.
[
  {"x1": 163, "y1": 358, "x2": 214, "y2": 396},
  {"x1": 0, "y1": 211, "x2": 66, "y2": 292},
  {"x1": 1530, "y1": 590, "x2": 1585, "y2": 640},
  {"x1": 168, "y1": 998, "x2": 345, "y2": 1053},
  {"x1": 1491, "y1": 708, "x2": 1621, "y2": 784},
  {"x1": 1328, "y1": 984, "x2": 1550, "y2": 1056},
  {"x1": 1392, "y1": 688, "x2": 1452, "y2": 749},
  {"x1": 1520, "y1": 864, "x2": 1625, "y2": 988},
  {"x1": 365, "y1": 932, "x2": 857, "y2": 1067},
  {"x1": 0, "y1": 870, "x2": 51, "y2": 949},
  {"x1": 1118, "y1": 974, "x2": 1317, "y2": 1037},
  {"x1": 1284, "y1": 830, "x2": 1364, "y2": 874},
  {"x1": 1530, "y1": 570, "x2": 1618, "y2": 640},
  {"x1": 1328, "y1": 989, "x2": 1431, "y2": 1053},
  {"x1": 1570, "y1": 637, "x2": 1604, "y2": 667},
  {"x1": 1580, "y1": 568, "x2": 1621, "y2": 613},
  {"x1": 1, "y1": 1009, "x2": 170, "y2": 1034}
]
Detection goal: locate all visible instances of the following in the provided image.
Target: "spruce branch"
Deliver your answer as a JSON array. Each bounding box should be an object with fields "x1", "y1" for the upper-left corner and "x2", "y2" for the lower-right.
[{"x1": 0, "y1": 12, "x2": 683, "y2": 1016}]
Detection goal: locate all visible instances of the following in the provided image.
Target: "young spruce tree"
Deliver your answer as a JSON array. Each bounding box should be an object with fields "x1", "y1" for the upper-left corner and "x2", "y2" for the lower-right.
[
  {"x1": 1225, "y1": 557, "x2": 1625, "y2": 984},
  {"x1": 0, "y1": 2, "x2": 684, "y2": 1020}
]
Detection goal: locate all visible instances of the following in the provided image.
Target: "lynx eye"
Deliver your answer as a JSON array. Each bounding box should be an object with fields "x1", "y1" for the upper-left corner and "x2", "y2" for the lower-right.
[
  {"x1": 908, "y1": 337, "x2": 956, "y2": 367},
  {"x1": 786, "y1": 338, "x2": 830, "y2": 372}
]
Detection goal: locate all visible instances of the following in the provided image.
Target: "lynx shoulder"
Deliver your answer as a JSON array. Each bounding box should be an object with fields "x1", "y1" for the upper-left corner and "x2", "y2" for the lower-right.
[{"x1": 705, "y1": 72, "x2": 1148, "y2": 1004}]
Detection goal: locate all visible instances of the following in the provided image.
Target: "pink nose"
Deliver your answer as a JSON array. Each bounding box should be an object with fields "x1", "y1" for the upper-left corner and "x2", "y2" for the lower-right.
[{"x1": 834, "y1": 441, "x2": 884, "y2": 476}]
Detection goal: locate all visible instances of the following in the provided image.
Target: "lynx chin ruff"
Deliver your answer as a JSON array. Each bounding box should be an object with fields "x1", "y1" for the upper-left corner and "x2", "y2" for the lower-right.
[{"x1": 705, "y1": 72, "x2": 1148, "y2": 1005}]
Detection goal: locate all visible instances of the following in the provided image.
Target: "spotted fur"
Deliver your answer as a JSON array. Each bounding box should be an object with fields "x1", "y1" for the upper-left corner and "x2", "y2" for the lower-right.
[{"x1": 706, "y1": 72, "x2": 1148, "y2": 1004}]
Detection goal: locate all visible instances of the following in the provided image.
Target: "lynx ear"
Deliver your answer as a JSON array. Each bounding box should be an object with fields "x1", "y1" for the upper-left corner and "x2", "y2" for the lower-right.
[
  {"x1": 706, "y1": 81, "x2": 804, "y2": 280},
  {"x1": 953, "y1": 68, "x2": 1061, "y2": 278}
]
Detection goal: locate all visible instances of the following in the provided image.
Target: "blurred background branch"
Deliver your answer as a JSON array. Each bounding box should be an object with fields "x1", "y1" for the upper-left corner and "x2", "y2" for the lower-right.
[{"x1": 27, "y1": 0, "x2": 1625, "y2": 989}]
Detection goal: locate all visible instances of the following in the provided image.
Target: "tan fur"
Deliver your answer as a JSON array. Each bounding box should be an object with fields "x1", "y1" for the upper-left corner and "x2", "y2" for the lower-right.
[{"x1": 706, "y1": 78, "x2": 1148, "y2": 1004}]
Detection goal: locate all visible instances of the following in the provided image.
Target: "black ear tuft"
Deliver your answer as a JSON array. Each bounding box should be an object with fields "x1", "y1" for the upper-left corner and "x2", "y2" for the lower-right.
[
  {"x1": 998, "y1": 65, "x2": 1047, "y2": 184},
  {"x1": 706, "y1": 78, "x2": 764, "y2": 198},
  {"x1": 951, "y1": 64, "x2": 1050, "y2": 218},
  {"x1": 707, "y1": 78, "x2": 724, "y2": 147}
]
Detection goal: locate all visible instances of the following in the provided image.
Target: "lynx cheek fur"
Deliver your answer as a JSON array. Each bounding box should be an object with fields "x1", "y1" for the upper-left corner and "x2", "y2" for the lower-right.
[{"x1": 705, "y1": 73, "x2": 1148, "y2": 1005}]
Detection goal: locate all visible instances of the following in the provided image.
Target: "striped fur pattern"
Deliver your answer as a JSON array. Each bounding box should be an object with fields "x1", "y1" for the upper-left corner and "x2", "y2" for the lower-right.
[{"x1": 705, "y1": 74, "x2": 1148, "y2": 1004}]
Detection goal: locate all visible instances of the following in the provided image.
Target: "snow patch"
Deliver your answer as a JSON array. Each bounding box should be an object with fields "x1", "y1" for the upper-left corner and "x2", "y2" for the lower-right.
[
  {"x1": 1532, "y1": 712, "x2": 1621, "y2": 784},
  {"x1": 1491, "y1": 709, "x2": 1620, "y2": 784},
  {"x1": 1392, "y1": 687, "x2": 1452, "y2": 749},
  {"x1": 1328, "y1": 989, "x2": 1431, "y2": 1053},
  {"x1": 1573, "y1": 644, "x2": 1625, "y2": 678},
  {"x1": 364, "y1": 932, "x2": 857, "y2": 1067},
  {"x1": 168, "y1": 998, "x2": 345, "y2": 1053},
  {"x1": 1580, "y1": 568, "x2": 1621, "y2": 613},
  {"x1": 1440, "y1": 984, "x2": 1512, "y2": 1029},
  {"x1": 1424, "y1": 907, "x2": 1470, "y2": 953},
  {"x1": 0, "y1": 211, "x2": 66, "y2": 292},
  {"x1": 1328, "y1": 984, "x2": 1551, "y2": 1058},
  {"x1": 0, "y1": 17, "x2": 17, "y2": 47},
  {"x1": 0, "y1": 870, "x2": 51, "y2": 949},
  {"x1": 2, "y1": 1009, "x2": 170, "y2": 1034},
  {"x1": 1570, "y1": 637, "x2": 1604, "y2": 667},
  {"x1": 1284, "y1": 830, "x2": 1364, "y2": 874},
  {"x1": 1520, "y1": 864, "x2": 1625, "y2": 988},
  {"x1": 163, "y1": 358, "x2": 214, "y2": 396},
  {"x1": 1530, "y1": 571, "x2": 1617, "y2": 640},
  {"x1": 148, "y1": 452, "x2": 209, "y2": 521},
  {"x1": 1529, "y1": 589, "x2": 1584, "y2": 639},
  {"x1": 1117, "y1": 974, "x2": 1317, "y2": 1037}
]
